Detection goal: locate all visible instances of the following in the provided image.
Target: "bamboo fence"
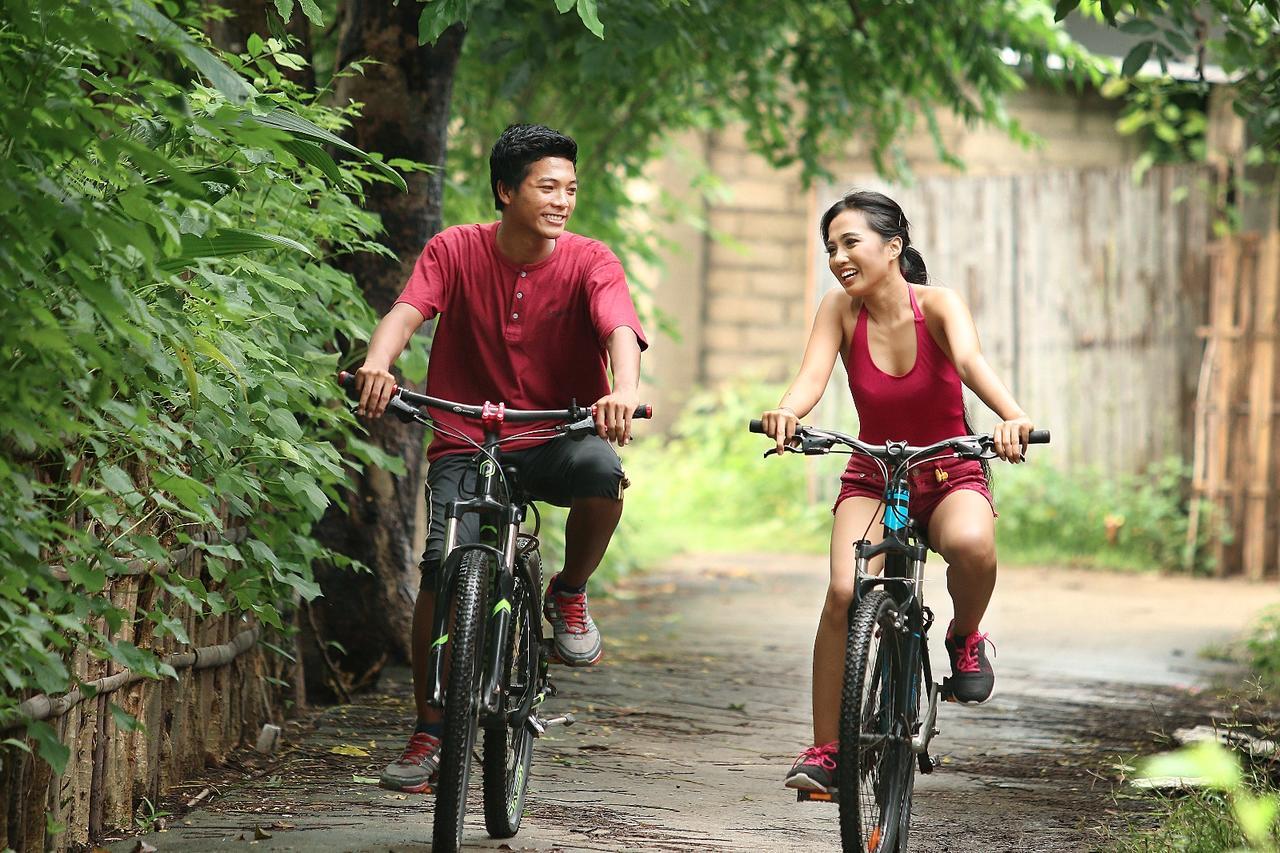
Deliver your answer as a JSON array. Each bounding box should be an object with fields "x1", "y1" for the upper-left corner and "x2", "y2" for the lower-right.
[
  {"x1": 0, "y1": 527, "x2": 303, "y2": 852},
  {"x1": 1188, "y1": 230, "x2": 1280, "y2": 578}
]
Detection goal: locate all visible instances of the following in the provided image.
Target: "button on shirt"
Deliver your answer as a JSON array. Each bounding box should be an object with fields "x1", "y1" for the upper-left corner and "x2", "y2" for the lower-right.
[{"x1": 394, "y1": 221, "x2": 649, "y2": 460}]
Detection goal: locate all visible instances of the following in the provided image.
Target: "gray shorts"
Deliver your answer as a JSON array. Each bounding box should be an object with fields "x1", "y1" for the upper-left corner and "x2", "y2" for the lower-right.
[{"x1": 420, "y1": 434, "x2": 625, "y2": 584}]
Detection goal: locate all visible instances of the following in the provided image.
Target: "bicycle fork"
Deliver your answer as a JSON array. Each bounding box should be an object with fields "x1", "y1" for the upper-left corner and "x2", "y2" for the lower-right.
[{"x1": 907, "y1": 606, "x2": 941, "y2": 774}]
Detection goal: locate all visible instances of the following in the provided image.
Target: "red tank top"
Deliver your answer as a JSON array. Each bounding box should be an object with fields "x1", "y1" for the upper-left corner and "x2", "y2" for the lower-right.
[{"x1": 844, "y1": 285, "x2": 967, "y2": 445}]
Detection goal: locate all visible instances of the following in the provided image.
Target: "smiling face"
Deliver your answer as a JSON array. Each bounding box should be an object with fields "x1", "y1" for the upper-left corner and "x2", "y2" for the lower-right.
[
  {"x1": 824, "y1": 208, "x2": 901, "y2": 294},
  {"x1": 497, "y1": 156, "x2": 577, "y2": 241}
]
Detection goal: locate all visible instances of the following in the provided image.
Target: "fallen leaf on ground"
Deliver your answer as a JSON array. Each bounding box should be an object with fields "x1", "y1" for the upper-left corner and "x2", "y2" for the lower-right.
[
  {"x1": 351, "y1": 774, "x2": 380, "y2": 784},
  {"x1": 329, "y1": 744, "x2": 370, "y2": 757}
]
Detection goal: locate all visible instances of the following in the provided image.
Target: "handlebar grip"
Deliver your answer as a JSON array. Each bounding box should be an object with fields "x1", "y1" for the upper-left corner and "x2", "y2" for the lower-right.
[
  {"x1": 336, "y1": 370, "x2": 400, "y2": 403},
  {"x1": 1028, "y1": 429, "x2": 1050, "y2": 445},
  {"x1": 748, "y1": 419, "x2": 764, "y2": 434},
  {"x1": 635, "y1": 404, "x2": 653, "y2": 419}
]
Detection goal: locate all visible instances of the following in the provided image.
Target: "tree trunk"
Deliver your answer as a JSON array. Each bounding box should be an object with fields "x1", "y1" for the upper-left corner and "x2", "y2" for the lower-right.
[{"x1": 302, "y1": 4, "x2": 465, "y2": 701}]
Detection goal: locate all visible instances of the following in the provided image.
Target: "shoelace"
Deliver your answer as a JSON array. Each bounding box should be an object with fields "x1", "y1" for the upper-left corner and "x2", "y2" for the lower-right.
[
  {"x1": 795, "y1": 741, "x2": 838, "y2": 771},
  {"x1": 956, "y1": 632, "x2": 996, "y2": 673},
  {"x1": 397, "y1": 732, "x2": 440, "y2": 765},
  {"x1": 552, "y1": 591, "x2": 590, "y2": 634}
]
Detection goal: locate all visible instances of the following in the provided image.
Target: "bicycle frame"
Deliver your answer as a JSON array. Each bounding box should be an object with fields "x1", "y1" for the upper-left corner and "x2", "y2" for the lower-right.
[
  {"x1": 428, "y1": 420, "x2": 539, "y2": 722},
  {"x1": 851, "y1": 459, "x2": 939, "y2": 765}
]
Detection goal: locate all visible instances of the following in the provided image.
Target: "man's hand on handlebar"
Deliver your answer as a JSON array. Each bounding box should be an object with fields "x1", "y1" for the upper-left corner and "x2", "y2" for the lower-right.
[
  {"x1": 760, "y1": 406, "x2": 800, "y2": 454},
  {"x1": 593, "y1": 389, "x2": 640, "y2": 445},
  {"x1": 354, "y1": 364, "x2": 398, "y2": 419}
]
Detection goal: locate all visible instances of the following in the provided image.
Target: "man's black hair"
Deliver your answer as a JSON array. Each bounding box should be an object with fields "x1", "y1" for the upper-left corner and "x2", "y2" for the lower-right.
[{"x1": 489, "y1": 124, "x2": 578, "y2": 211}]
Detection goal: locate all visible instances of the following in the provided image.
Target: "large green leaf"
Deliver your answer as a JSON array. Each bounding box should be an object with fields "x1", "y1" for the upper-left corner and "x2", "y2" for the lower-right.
[
  {"x1": 161, "y1": 229, "x2": 313, "y2": 273},
  {"x1": 418, "y1": 0, "x2": 471, "y2": 46},
  {"x1": 127, "y1": 0, "x2": 256, "y2": 105},
  {"x1": 253, "y1": 110, "x2": 408, "y2": 192}
]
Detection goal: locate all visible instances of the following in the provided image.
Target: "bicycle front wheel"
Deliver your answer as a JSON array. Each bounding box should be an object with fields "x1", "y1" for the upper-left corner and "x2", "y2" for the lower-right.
[
  {"x1": 838, "y1": 589, "x2": 912, "y2": 853},
  {"x1": 433, "y1": 549, "x2": 489, "y2": 853},
  {"x1": 482, "y1": 547, "x2": 541, "y2": 837}
]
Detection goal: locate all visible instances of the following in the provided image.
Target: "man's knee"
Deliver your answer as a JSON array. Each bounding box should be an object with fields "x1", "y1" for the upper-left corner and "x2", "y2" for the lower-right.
[{"x1": 567, "y1": 441, "x2": 625, "y2": 500}]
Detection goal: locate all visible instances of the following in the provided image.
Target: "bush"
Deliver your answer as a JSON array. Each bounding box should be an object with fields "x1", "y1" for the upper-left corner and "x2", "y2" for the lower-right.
[
  {"x1": 995, "y1": 456, "x2": 1201, "y2": 572},
  {"x1": 0, "y1": 0, "x2": 404, "y2": 760}
]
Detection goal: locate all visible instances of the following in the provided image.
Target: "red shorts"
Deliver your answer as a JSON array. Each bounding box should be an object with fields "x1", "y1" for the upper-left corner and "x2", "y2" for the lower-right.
[{"x1": 833, "y1": 453, "x2": 995, "y2": 534}]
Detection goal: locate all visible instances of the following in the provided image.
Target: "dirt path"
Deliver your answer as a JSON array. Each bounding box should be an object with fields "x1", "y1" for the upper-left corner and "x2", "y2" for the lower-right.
[{"x1": 113, "y1": 555, "x2": 1280, "y2": 852}]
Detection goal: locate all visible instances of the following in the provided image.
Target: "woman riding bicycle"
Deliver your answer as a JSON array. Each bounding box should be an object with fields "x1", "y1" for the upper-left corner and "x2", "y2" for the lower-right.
[{"x1": 758, "y1": 190, "x2": 1035, "y2": 793}]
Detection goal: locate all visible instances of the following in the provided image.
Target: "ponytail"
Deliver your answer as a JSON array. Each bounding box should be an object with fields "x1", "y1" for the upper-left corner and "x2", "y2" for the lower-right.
[{"x1": 900, "y1": 245, "x2": 928, "y2": 285}]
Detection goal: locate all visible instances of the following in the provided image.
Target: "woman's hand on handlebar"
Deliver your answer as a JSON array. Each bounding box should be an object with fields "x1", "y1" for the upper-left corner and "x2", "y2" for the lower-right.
[
  {"x1": 354, "y1": 364, "x2": 398, "y2": 418},
  {"x1": 992, "y1": 415, "x2": 1034, "y2": 463},
  {"x1": 760, "y1": 406, "x2": 800, "y2": 454},
  {"x1": 594, "y1": 390, "x2": 640, "y2": 445}
]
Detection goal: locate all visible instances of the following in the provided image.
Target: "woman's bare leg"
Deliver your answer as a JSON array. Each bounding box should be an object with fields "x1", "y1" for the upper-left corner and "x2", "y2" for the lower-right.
[
  {"x1": 926, "y1": 489, "x2": 997, "y2": 636},
  {"x1": 812, "y1": 496, "x2": 885, "y2": 746}
]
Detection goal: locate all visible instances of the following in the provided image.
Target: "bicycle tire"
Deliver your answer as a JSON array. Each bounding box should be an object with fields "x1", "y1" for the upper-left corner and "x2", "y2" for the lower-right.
[
  {"x1": 895, "y1": 664, "x2": 921, "y2": 852},
  {"x1": 481, "y1": 547, "x2": 541, "y2": 837},
  {"x1": 838, "y1": 589, "x2": 911, "y2": 853},
  {"x1": 432, "y1": 549, "x2": 489, "y2": 853}
]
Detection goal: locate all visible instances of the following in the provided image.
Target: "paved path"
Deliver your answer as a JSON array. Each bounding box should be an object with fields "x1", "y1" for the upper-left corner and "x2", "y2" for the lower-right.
[{"x1": 113, "y1": 555, "x2": 1280, "y2": 852}]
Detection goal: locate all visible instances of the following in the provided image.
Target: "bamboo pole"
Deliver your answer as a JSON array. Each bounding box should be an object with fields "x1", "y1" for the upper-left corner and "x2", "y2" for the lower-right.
[
  {"x1": 1205, "y1": 239, "x2": 1242, "y2": 575},
  {"x1": 1243, "y1": 232, "x2": 1279, "y2": 578}
]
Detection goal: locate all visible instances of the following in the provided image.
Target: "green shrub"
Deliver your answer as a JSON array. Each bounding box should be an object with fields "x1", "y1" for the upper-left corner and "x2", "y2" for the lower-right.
[
  {"x1": 995, "y1": 456, "x2": 1201, "y2": 572},
  {"x1": 0, "y1": 0, "x2": 405, "y2": 756}
]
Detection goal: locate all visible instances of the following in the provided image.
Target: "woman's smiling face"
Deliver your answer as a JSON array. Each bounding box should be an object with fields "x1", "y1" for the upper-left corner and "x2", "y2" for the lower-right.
[{"x1": 824, "y1": 208, "x2": 900, "y2": 293}]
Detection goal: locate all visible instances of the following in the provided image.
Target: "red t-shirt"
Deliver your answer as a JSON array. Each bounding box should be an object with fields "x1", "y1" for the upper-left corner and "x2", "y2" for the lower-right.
[{"x1": 395, "y1": 222, "x2": 648, "y2": 461}]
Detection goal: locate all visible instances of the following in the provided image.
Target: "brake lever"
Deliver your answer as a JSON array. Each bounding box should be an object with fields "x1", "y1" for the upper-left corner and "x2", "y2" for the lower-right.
[
  {"x1": 563, "y1": 415, "x2": 598, "y2": 439},
  {"x1": 762, "y1": 435, "x2": 833, "y2": 458}
]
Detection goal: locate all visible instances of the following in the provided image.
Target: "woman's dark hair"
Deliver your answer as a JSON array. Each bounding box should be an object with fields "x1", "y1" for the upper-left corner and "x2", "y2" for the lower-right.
[
  {"x1": 489, "y1": 123, "x2": 578, "y2": 211},
  {"x1": 819, "y1": 190, "x2": 929, "y2": 285}
]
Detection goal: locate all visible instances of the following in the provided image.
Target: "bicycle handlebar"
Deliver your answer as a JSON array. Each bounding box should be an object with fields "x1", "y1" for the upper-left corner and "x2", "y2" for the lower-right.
[
  {"x1": 338, "y1": 371, "x2": 653, "y2": 423},
  {"x1": 747, "y1": 419, "x2": 1050, "y2": 462}
]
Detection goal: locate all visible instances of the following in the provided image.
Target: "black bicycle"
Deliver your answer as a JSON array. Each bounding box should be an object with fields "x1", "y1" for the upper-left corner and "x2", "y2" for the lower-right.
[
  {"x1": 340, "y1": 372, "x2": 650, "y2": 852},
  {"x1": 749, "y1": 420, "x2": 1048, "y2": 853}
]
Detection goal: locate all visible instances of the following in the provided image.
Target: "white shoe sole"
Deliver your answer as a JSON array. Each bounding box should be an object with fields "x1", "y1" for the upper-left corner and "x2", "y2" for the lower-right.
[{"x1": 784, "y1": 772, "x2": 832, "y2": 793}]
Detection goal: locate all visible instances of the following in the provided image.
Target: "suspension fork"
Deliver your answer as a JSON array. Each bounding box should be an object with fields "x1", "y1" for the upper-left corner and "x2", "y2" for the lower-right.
[{"x1": 481, "y1": 511, "x2": 522, "y2": 715}]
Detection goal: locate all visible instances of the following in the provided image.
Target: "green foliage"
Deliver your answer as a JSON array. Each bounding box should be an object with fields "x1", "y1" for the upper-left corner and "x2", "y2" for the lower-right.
[
  {"x1": 1076, "y1": 0, "x2": 1280, "y2": 188},
  {"x1": 995, "y1": 456, "x2": 1203, "y2": 572},
  {"x1": 0, "y1": 0, "x2": 400, "y2": 737},
  {"x1": 1244, "y1": 607, "x2": 1280, "y2": 695},
  {"x1": 1109, "y1": 741, "x2": 1280, "y2": 852},
  {"x1": 437, "y1": 0, "x2": 1099, "y2": 268}
]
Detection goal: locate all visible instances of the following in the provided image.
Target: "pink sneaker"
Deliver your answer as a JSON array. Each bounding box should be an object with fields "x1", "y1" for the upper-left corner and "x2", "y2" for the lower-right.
[{"x1": 784, "y1": 741, "x2": 838, "y2": 792}]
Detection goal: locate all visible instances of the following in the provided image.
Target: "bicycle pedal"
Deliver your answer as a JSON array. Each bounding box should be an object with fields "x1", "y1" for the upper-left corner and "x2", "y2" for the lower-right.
[
  {"x1": 528, "y1": 712, "x2": 575, "y2": 736},
  {"x1": 796, "y1": 789, "x2": 835, "y2": 803}
]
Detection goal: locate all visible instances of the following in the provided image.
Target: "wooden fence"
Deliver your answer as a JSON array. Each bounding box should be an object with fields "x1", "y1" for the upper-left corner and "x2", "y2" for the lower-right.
[
  {"x1": 1188, "y1": 230, "x2": 1280, "y2": 578},
  {"x1": 813, "y1": 165, "x2": 1213, "y2": 478},
  {"x1": 0, "y1": 527, "x2": 299, "y2": 852}
]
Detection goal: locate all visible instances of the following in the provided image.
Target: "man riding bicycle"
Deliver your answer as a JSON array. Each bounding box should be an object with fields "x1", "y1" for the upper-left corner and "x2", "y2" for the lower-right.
[{"x1": 352, "y1": 123, "x2": 647, "y2": 794}]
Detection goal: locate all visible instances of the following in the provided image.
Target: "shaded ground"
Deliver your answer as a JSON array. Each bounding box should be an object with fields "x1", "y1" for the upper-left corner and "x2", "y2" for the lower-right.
[{"x1": 109, "y1": 555, "x2": 1280, "y2": 852}]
